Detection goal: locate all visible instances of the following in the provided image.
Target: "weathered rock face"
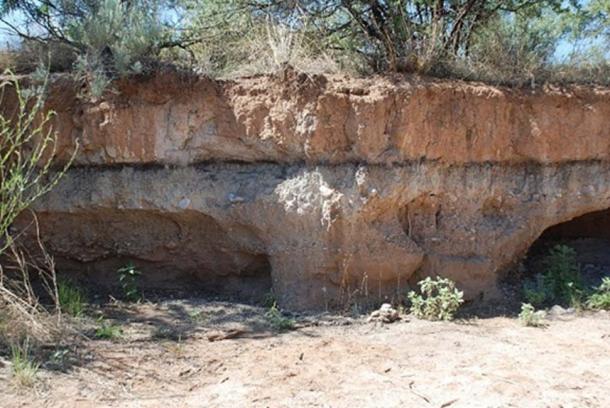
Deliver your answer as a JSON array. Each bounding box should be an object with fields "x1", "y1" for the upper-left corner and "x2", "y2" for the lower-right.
[{"x1": 12, "y1": 69, "x2": 610, "y2": 309}]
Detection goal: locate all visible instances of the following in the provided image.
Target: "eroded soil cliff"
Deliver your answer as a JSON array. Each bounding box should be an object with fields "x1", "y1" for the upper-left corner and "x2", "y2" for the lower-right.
[{"x1": 12, "y1": 68, "x2": 610, "y2": 309}]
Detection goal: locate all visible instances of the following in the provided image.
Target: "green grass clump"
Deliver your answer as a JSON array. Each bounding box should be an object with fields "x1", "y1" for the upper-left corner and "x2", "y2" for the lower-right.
[
  {"x1": 95, "y1": 322, "x2": 123, "y2": 340},
  {"x1": 10, "y1": 340, "x2": 39, "y2": 387},
  {"x1": 57, "y1": 280, "x2": 87, "y2": 317}
]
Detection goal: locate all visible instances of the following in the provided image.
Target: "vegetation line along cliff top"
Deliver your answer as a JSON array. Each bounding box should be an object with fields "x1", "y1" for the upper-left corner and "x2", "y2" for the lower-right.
[{"x1": 0, "y1": 0, "x2": 609, "y2": 92}]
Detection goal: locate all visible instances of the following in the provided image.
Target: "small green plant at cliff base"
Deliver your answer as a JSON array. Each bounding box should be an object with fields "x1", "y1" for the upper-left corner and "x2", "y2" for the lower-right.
[
  {"x1": 518, "y1": 303, "x2": 544, "y2": 327},
  {"x1": 523, "y1": 274, "x2": 550, "y2": 307},
  {"x1": 543, "y1": 244, "x2": 583, "y2": 306},
  {"x1": 57, "y1": 280, "x2": 87, "y2": 317},
  {"x1": 523, "y1": 245, "x2": 584, "y2": 308},
  {"x1": 117, "y1": 262, "x2": 141, "y2": 302},
  {"x1": 265, "y1": 303, "x2": 295, "y2": 332},
  {"x1": 10, "y1": 340, "x2": 40, "y2": 387},
  {"x1": 261, "y1": 291, "x2": 277, "y2": 309},
  {"x1": 187, "y1": 309, "x2": 208, "y2": 324},
  {"x1": 407, "y1": 277, "x2": 464, "y2": 321},
  {"x1": 95, "y1": 320, "x2": 123, "y2": 340},
  {"x1": 587, "y1": 277, "x2": 610, "y2": 310}
]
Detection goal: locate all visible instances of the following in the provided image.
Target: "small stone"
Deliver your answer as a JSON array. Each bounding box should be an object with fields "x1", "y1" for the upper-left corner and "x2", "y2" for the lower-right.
[
  {"x1": 549, "y1": 305, "x2": 567, "y2": 316},
  {"x1": 319, "y1": 185, "x2": 335, "y2": 198},
  {"x1": 228, "y1": 193, "x2": 245, "y2": 203},
  {"x1": 366, "y1": 310, "x2": 380, "y2": 323},
  {"x1": 368, "y1": 303, "x2": 400, "y2": 323},
  {"x1": 178, "y1": 197, "x2": 191, "y2": 209}
]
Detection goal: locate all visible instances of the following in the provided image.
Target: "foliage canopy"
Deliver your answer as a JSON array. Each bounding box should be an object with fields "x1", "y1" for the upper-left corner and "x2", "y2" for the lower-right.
[{"x1": 1, "y1": 1, "x2": 608, "y2": 85}]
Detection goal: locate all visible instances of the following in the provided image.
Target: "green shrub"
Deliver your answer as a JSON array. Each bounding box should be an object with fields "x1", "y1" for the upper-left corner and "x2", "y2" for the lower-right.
[
  {"x1": 178, "y1": 0, "x2": 609, "y2": 85},
  {"x1": 117, "y1": 262, "x2": 141, "y2": 302},
  {"x1": 2, "y1": 0, "x2": 169, "y2": 97},
  {"x1": 587, "y1": 277, "x2": 610, "y2": 310},
  {"x1": 265, "y1": 303, "x2": 295, "y2": 332},
  {"x1": 523, "y1": 244, "x2": 584, "y2": 308},
  {"x1": 456, "y1": 12, "x2": 559, "y2": 86},
  {"x1": 542, "y1": 245, "x2": 583, "y2": 305},
  {"x1": 95, "y1": 322, "x2": 122, "y2": 340},
  {"x1": 518, "y1": 303, "x2": 544, "y2": 327},
  {"x1": 0, "y1": 71, "x2": 74, "y2": 252},
  {"x1": 0, "y1": 71, "x2": 75, "y2": 349},
  {"x1": 407, "y1": 277, "x2": 464, "y2": 321},
  {"x1": 10, "y1": 340, "x2": 39, "y2": 387},
  {"x1": 57, "y1": 280, "x2": 87, "y2": 317},
  {"x1": 71, "y1": 0, "x2": 166, "y2": 98}
]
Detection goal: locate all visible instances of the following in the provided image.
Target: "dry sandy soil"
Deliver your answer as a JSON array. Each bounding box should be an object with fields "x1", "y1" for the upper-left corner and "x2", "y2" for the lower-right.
[{"x1": 2, "y1": 299, "x2": 609, "y2": 408}]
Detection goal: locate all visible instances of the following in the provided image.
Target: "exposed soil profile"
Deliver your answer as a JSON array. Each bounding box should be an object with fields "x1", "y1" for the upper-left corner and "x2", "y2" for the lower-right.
[{"x1": 0, "y1": 72, "x2": 603, "y2": 309}]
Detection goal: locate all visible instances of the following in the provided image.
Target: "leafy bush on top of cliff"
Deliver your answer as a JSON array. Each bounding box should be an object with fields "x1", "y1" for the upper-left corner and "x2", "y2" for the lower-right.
[
  {"x1": 70, "y1": 0, "x2": 168, "y2": 98},
  {"x1": 1, "y1": 0, "x2": 177, "y2": 97},
  {"x1": 178, "y1": 0, "x2": 609, "y2": 85},
  {"x1": 177, "y1": 1, "x2": 362, "y2": 77},
  {"x1": 407, "y1": 277, "x2": 464, "y2": 321}
]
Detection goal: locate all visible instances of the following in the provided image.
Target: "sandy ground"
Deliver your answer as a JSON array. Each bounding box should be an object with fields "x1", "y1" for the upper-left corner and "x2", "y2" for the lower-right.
[{"x1": 2, "y1": 300, "x2": 610, "y2": 408}]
